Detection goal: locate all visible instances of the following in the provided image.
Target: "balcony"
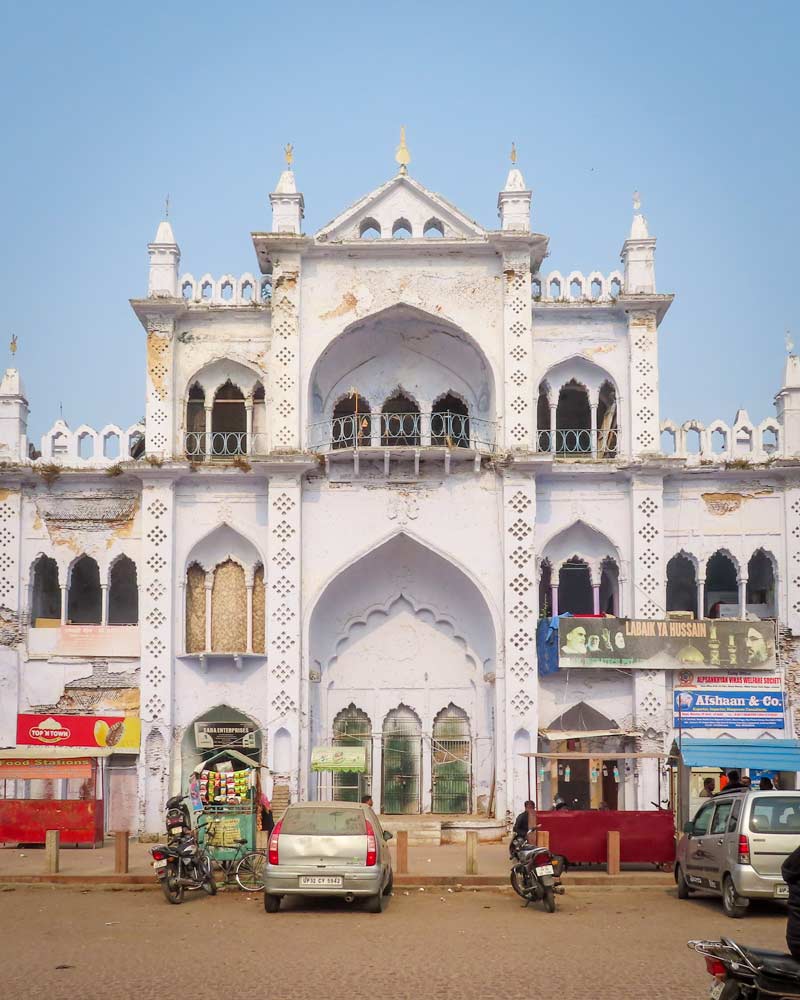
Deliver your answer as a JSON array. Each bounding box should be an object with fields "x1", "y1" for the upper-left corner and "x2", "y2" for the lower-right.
[
  {"x1": 535, "y1": 428, "x2": 619, "y2": 459},
  {"x1": 184, "y1": 431, "x2": 269, "y2": 460}
]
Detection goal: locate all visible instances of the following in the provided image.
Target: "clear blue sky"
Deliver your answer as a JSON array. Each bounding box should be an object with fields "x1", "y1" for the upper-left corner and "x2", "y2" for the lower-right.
[{"x1": 2, "y1": 1, "x2": 797, "y2": 442}]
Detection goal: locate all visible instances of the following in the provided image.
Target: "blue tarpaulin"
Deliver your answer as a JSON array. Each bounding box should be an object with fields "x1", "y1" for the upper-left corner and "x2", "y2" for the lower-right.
[
  {"x1": 679, "y1": 739, "x2": 800, "y2": 772},
  {"x1": 536, "y1": 614, "x2": 572, "y2": 676}
]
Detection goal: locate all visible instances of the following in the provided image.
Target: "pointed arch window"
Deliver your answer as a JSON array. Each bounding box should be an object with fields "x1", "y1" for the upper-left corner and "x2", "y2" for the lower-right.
[
  {"x1": 431, "y1": 393, "x2": 469, "y2": 448},
  {"x1": 31, "y1": 556, "x2": 60, "y2": 625},
  {"x1": 332, "y1": 704, "x2": 373, "y2": 802},
  {"x1": 431, "y1": 704, "x2": 471, "y2": 813},
  {"x1": 381, "y1": 392, "x2": 420, "y2": 446},
  {"x1": 67, "y1": 556, "x2": 101, "y2": 625},
  {"x1": 212, "y1": 380, "x2": 246, "y2": 456},
  {"x1": 108, "y1": 556, "x2": 138, "y2": 624},
  {"x1": 332, "y1": 394, "x2": 372, "y2": 450}
]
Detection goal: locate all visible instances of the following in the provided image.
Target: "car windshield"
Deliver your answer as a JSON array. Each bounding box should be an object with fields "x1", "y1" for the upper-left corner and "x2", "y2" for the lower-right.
[
  {"x1": 749, "y1": 796, "x2": 800, "y2": 834},
  {"x1": 281, "y1": 808, "x2": 365, "y2": 836}
]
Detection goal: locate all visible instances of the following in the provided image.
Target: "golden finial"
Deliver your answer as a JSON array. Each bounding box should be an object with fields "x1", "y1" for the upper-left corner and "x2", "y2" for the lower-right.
[
  {"x1": 510, "y1": 142, "x2": 517, "y2": 165},
  {"x1": 9, "y1": 334, "x2": 17, "y2": 357},
  {"x1": 633, "y1": 189, "x2": 641, "y2": 212},
  {"x1": 284, "y1": 143, "x2": 294, "y2": 168},
  {"x1": 395, "y1": 127, "x2": 411, "y2": 175}
]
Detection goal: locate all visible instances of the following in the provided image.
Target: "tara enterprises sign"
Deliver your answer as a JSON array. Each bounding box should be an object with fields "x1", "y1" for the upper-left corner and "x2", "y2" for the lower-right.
[
  {"x1": 558, "y1": 618, "x2": 776, "y2": 671},
  {"x1": 194, "y1": 722, "x2": 258, "y2": 750}
]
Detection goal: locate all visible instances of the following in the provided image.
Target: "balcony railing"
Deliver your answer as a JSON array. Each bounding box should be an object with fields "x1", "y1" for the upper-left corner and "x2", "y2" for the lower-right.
[
  {"x1": 184, "y1": 431, "x2": 269, "y2": 459},
  {"x1": 536, "y1": 427, "x2": 619, "y2": 458},
  {"x1": 309, "y1": 411, "x2": 497, "y2": 453}
]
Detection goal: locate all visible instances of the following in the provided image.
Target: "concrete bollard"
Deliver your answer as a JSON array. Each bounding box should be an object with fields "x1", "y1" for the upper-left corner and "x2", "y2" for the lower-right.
[
  {"x1": 45, "y1": 829, "x2": 60, "y2": 874},
  {"x1": 396, "y1": 830, "x2": 409, "y2": 874},
  {"x1": 114, "y1": 831, "x2": 130, "y2": 874},
  {"x1": 536, "y1": 830, "x2": 550, "y2": 850},
  {"x1": 606, "y1": 830, "x2": 621, "y2": 876},
  {"x1": 466, "y1": 830, "x2": 478, "y2": 875}
]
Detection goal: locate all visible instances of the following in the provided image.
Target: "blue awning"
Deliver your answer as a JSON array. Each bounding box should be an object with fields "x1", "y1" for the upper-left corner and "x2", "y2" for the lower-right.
[{"x1": 679, "y1": 739, "x2": 800, "y2": 771}]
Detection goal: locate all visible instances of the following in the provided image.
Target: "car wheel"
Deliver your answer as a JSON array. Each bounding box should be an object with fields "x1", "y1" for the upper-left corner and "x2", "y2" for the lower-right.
[
  {"x1": 365, "y1": 891, "x2": 384, "y2": 913},
  {"x1": 383, "y1": 870, "x2": 394, "y2": 896},
  {"x1": 676, "y1": 865, "x2": 692, "y2": 900},
  {"x1": 722, "y1": 875, "x2": 747, "y2": 918},
  {"x1": 264, "y1": 893, "x2": 281, "y2": 913}
]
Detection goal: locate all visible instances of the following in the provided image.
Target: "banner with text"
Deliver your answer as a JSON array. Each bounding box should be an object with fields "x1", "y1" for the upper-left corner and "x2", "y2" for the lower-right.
[
  {"x1": 558, "y1": 618, "x2": 776, "y2": 671},
  {"x1": 673, "y1": 672, "x2": 784, "y2": 730}
]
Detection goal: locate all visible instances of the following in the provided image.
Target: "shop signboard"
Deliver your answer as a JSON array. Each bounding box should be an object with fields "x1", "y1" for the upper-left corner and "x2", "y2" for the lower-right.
[
  {"x1": 558, "y1": 618, "x2": 776, "y2": 671},
  {"x1": 311, "y1": 746, "x2": 367, "y2": 772},
  {"x1": 54, "y1": 625, "x2": 140, "y2": 658},
  {"x1": 194, "y1": 721, "x2": 258, "y2": 750},
  {"x1": 16, "y1": 713, "x2": 141, "y2": 750},
  {"x1": 673, "y1": 672, "x2": 784, "y2": 730}
]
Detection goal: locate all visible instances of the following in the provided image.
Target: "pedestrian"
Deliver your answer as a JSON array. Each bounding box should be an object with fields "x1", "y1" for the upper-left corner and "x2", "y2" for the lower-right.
[
  {"x1": 760, "y1": 776, "x2": 775, "y2": 790},
  {"x1": 720, "y1": 769, "x2": 744, "y2": 792},
  {"x1": 783, "y1": 843, "x2": 800, "y2": 960},
  {"x1": 741, "y1": 775, "x2": 752, "y2": 788},
  {"x1": 361, "y1": 794, "x2": 374, "y2": 808},
  {"x1": 259, "y1": 789, "x2": 274, "y2": 835},
  {"x1": 510, "y1": 800, "x2": 538, "y2": 857},
  {"x1": 699, "y1": 777, "x2": 715, "y2": 798}
]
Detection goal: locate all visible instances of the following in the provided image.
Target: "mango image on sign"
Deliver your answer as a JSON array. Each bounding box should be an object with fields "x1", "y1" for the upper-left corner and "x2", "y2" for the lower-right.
[{"x1": 94, "y1": 720, "x2": 110, "y2": 746}]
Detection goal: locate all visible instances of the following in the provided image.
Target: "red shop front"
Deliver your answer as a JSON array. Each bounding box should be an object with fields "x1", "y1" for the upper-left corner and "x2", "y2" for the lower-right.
[{"x1": 0, "y1": 749, "x2": 110, "y2": 846}]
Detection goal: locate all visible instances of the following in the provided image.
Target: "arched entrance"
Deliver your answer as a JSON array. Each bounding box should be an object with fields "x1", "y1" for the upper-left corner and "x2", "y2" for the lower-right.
[
  {"x1": 180, "y1": 705, "x2": 262, "y2": 792},
  {"x1": 307, "y1": 533, "x2": 497, "y2": 814},
  {"x1": 332, "y1": 704, "x2": 373, "y2": 801}
]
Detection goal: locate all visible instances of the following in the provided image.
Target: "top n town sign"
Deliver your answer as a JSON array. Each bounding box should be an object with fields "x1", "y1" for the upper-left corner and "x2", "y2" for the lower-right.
[{"x1": 16, "y1": 714, "x2": 141, "y2": 750}]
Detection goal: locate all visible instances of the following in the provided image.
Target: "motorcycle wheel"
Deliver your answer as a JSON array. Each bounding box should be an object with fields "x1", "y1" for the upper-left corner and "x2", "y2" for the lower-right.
[
  {"x1": 202, "y1": 872, "x2": 217, "y2": 895},
  {"x1": 510, "y1": 865, "x2": 532, "y2": 900},
  {"x1": 543, "y1": 888, "x2": 556, "y2": 913},
  {"x1": 161, "y1": 871, "x2": 184, "y2": 905}
]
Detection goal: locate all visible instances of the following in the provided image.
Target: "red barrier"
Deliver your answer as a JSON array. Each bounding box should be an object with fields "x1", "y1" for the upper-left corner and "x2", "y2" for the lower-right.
[
  {"x1": 0, "y1": 800, "x2": 104, "y2": 845},
  {"x1": 537, "y1": 809, "x2": 675, "y2": 865}
]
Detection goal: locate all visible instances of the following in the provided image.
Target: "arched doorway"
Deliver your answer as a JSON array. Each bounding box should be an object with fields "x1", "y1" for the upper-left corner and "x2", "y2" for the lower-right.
[
  {"x1": 180, "y1": 705, "x2": 262, "y2": 792},
  {"x1": 307, "y1": 533, "x2": 496, "y2": 814},
  {"x1": 332, "y1": 704, "x2": 373, "y2": 801},
  {"x1": 431, "y1": 393, "x2": 470, "y2": 448},
  {"x1": 332, "y1": 394, "x2": 372, "y2": 449},
  {"x1": 382, "y1": 706, "x2": 422, "y2": 814},
  {"x1": 431, "y1": 704, "x2": 471, "y2": 813},
  {"x1": 212, "y1": 380, "x2": 246, "y2": 454},
  {"x1": 382, "y1": 392, "x2": 420, "y2": 446}
]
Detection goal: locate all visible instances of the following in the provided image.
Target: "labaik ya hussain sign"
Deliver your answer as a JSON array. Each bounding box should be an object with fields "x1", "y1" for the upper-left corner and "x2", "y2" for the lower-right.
[{"x1": 557, "y1": 618, "x2": 777, "y2": 671}]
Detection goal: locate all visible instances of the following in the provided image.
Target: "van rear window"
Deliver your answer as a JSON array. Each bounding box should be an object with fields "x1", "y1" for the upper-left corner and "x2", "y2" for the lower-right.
[
  {"x1": 281, "y1": 808, "x2": 365, "y2": 836},
  {"x1": 749, "y1": 797, "x2": 800, "y2": 834}
]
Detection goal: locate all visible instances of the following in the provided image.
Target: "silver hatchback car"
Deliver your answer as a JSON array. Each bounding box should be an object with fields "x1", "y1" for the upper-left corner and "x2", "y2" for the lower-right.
[
  {"x1": 264, "y1": 801, "x2": 393, "y2": 914},
  {"x1": 675, "y1": 789, "x2": 800, "y2": 917}
]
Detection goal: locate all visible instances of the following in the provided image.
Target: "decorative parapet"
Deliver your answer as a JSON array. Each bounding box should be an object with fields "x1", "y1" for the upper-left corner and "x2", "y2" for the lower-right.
[
  {"x1": 39, "y1": 420, "x2": 145, "y2": 465},
  {"x1": 659, "y1": 412, "x2": 782, "y2": 463},
  {"x1": 179, "y1": 272, "x2": 272, "y2": 306},
  {"x1": 532, "y1": 269, "x2": 624, "y2": 303}
]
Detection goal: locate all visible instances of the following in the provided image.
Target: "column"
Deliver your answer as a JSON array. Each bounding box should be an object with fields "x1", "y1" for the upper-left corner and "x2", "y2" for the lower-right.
[
  {"x1": 738, "y1": 576, "x2": 747, "y2": 619},
  {"x1": 549, "y1": 403, "x2": 557, "y2": 453},
  {"x1": 267, "y1": 476, "x2": 303, "y2": 799},
  {"x1": 101, "y1": 584, "x2": 109, "y2": 625},
  {"x1": 592, "y1": 584, "x2": 601, "y2": 615},
  {"x1": 420, "y1": 404, "x2": 432, "y2": 447},
  {"x1": 370, "y1": 406, "x2": 381, "y2": 448},
  {"x1": 590, "y1": 402, "x2": 599, "y2": 459},
  {"x1": 245, "y1": 398, "x2": 254, "y2": 455},
  {"x1": 60, "y1": 585, "x2": 68, "y2": 624},
  {"x1": 697, "y1": 578, "x2": 706, "y2": 619},
  {"x1": 246, "y1": 582, "x2": 254, "y2": 653},
  {"x1": 204, "y1": 575, "x2": 213, "y2": 652},
  {"x1": 204, "y1": 406, "x2": 213, "y2": 457},
  {"x1": 550, "y1": 583, "x2": 559, "y2": 616},
  {"x1": 502, "y1": 473, "x2": 538, "y2": 818},
  {"x1": 138, "y1": 480, "x2": 176, "y2": 836}
]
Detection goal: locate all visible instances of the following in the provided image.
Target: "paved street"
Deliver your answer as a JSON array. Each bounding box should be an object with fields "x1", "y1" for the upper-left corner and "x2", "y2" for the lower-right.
[{"x1": 0, "y1": 883, "x2": 790, "y2": 999}]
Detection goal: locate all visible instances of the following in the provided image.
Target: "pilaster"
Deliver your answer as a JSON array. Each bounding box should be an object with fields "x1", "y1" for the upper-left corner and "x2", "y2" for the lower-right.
[
  {"x1": 144, "y1": 315, "x2": 176, "y2": 460},
  {"x1": 784, "y1": 487, "x2": 800, "y2": 634},
  {"x1": 502, "y1": 252, "x2": 534, "y2": 451},
  {"x1": 502, "y1": 473, "x2": 538, "y2": 815},
  {"x1": 0, "y1": 486, "x2": 22, "y2": 746},
  {"x1": 138, "y1": 480, "x2": 176, "y2": 835},
  {"x1": 266, "y1": 476, "x2": 303, "y2": 798},
  {"x1": 269, "y1": 255, "x2": 302, "y2": 453},
  {"x1": 627, "y1": 310, "x2": 660, "y2": 458}
]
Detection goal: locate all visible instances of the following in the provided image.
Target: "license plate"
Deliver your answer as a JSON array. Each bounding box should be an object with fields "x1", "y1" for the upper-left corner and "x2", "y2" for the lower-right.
[
  {"x1": 299, "y1": 876, "x2": 343, "y2": 887},
  {"x1": 168, "y1": 826, "x2": 182, "y2": 834},
  {"x1": 153, "y1": 859, "x2": 167, "y2": 869},
  {"x1": 776, "y1": 884, "x2": 790, "y2": 898},
  {"x1": 709, "y1": 981, "x2": 726, "y2": 1000},
  {"x1": 535, "y1": 864, "x2": 554, "y2": 876}
]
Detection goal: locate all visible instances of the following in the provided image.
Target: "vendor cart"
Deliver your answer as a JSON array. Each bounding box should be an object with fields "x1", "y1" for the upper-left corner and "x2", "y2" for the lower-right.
[{"x1": 193, "y1": 748, "x2": 259, "y2": 863}]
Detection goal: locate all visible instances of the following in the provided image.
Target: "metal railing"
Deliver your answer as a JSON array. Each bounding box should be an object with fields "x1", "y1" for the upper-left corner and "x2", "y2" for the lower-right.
[
  {"x1": 536, "y1": 427, "x2": 619, "y2": 457},
  {"x1": 184, "y1": 431, "x2": 269, "y2": 459},
  {"x1": 308, "y1": 411, "x2": 497, "y2": 453}
]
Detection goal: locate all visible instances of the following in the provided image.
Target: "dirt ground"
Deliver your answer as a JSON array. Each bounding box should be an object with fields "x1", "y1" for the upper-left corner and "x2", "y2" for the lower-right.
[{"x1": 0, "y1": 883, "x2": 789, "y2": 999}]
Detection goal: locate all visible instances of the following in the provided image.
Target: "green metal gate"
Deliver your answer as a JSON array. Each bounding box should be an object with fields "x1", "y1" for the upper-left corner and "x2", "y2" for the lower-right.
[
  {"x1": 382, "y1": 706, "x2": 422, "y2": 814},
  {"x1": 332, "y1": 704, "x2": 372, "y2": 802},
  {"x1": 431, "y1": 704, "x2": 471, "y2": 814}
]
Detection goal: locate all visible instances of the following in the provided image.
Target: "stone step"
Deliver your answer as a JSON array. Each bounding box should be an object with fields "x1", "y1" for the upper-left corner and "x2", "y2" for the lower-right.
[{"x1": 378, "y1": 817, "x2": 442, "y2": 846}]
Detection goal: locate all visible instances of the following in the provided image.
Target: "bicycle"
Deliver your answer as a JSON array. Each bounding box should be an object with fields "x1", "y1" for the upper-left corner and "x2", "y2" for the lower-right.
[{"x1": 202, "y1": 819, "x2": 267, "y2": 891}]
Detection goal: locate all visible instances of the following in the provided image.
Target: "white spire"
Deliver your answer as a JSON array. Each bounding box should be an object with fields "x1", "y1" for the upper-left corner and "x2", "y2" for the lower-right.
[
  {"x1": 147, "y1": 213, "x2": 181, "y2": 298},
  {"x1": 154, "y1": 219, "x2": 177, "y2": 244},
  {"x1": 270, "y1": 145, "x2": 304, "y2": 234},
  {"x1": 498, "y1": 144, "x2": 531, "y2": 232},
  {"x1": 620, "y1": 190, "x2": 656, "y2": 294},
  {"x1": 629, "y1": 190, "x2": 650, "y2": 238}
]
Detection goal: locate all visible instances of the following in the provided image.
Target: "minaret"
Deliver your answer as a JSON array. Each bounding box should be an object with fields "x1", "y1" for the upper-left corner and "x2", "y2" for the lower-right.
[
  {"x1": 620, "y1": 191, "x2": 657, "y2": 294},
  {"x1": 775, "y1": 338, "x2": 800, "y2": 456},
  {"x1": 147, "y1": 213, "x2": 180, "y2": 298},
  {"x1": 0, "y1": 366, "x2": 29, "y2": 461},
  {"x1": 497, "y1": 144, "x2": 531, "y2": 232},
  {"x1": 269, "y1": 144, "x2": 304, "y2": 234}
]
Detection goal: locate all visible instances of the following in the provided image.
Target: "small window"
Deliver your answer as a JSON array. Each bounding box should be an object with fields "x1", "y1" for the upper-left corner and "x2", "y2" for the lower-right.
[
  {"x1": 359, "y1": 218, "x2": 381, "y2": 240},
  {"x1": 710, "y1": 801, "x2": 733, "y2": 835},
  {"x1": 692, "y1": 801, "x2": 715, "y2": 836},
  {"x1": 727, "y1": 797, "x2": 742, "y2": 833},
  {"x1": 241, "y1": 282, "x2": 253, "y2": 302},
  {"x1": 423, "y1": 218, "x2": 444, "y2": 238},
  {"x1": 280, "y1": 807, "x2": 365, "y2": 836},
  {"x1": 750, "y1": 796, "x2": 800, "y2": 833},
  {"x1": 392, "y1": 218, "x2": 412, "y2": 239},
  {"x1": 201, "y1": 282, "x2": 213, "y2": 300},
  {"x1": 221, "y1": 282, "x2": 233, "y2": 301}
]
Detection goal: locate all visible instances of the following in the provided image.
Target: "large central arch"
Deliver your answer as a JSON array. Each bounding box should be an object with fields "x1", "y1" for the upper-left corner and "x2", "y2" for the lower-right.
[{"x1": 306, "y1": 533, "x2": 498, "y2": 814}]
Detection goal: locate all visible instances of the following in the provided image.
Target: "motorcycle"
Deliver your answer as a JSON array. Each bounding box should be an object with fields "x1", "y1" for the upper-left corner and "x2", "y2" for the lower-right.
[
  {"x1": 510, "y1": 836, "x2": 565, "y2": 912},
  {"x1": 165, "y1": 793, "x2": 192, "y2": 842},
  {"x1": 150, "y1": 829, "x2": 217, "y2": 904},
  {"x1": 689, "y1": 937, "x2": 800, "y2": 998}
]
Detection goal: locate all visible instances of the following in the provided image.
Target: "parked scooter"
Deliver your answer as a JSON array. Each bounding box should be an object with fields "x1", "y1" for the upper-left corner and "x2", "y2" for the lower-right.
[
  {"x1": 689, "y1": 937, "x2": 800, "y2": 998},
  {"x1": 164, "y1": 793, "x2": 192, "y2": 842},
  {"x1": 150, "y1": 828, "x2": 216, "y2": 904},
  {"x1": 510, "y1": 835, "x2": 565, "y2": 912}
]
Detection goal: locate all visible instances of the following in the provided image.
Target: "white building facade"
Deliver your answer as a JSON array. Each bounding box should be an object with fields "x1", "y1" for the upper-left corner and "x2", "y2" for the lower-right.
[{"x1": 2, "y1": 153, "x2": 799, "y2": 834}]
